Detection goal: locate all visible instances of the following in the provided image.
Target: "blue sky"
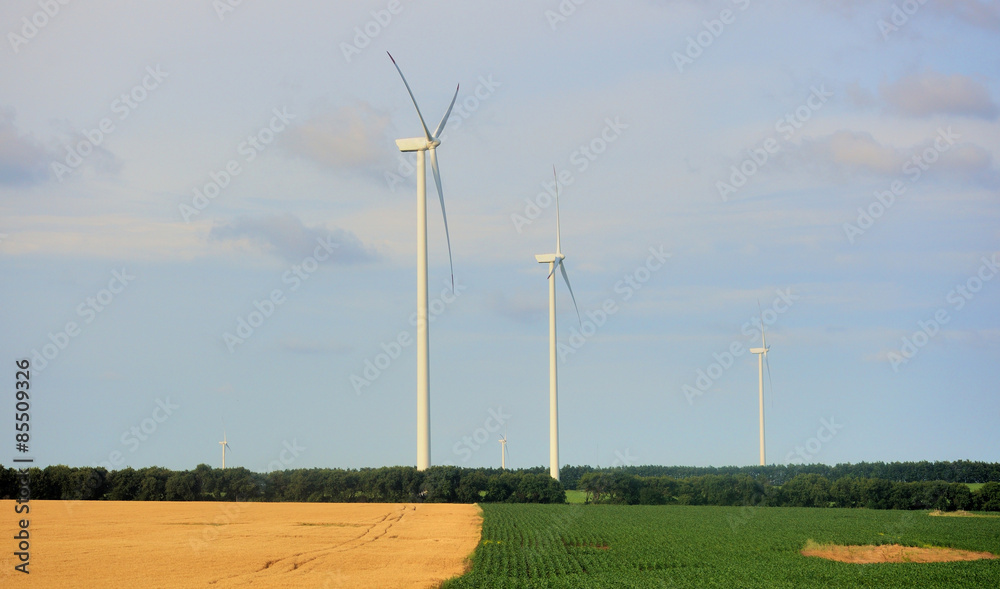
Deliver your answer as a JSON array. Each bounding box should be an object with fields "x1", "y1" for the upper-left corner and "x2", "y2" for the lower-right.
[{"x1": 2, "y1": 1, "x2": 998, "y2": 474}]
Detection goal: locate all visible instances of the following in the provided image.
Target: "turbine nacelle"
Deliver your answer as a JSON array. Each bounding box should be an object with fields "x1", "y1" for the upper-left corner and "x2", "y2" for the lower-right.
[
  {"x1": 750, "y1": 347, "x2": 767, "y2": 354},
  {"x1": 395, "y1": 137, "x2": 441, "y2": 152},
  {"x1": 534, "y1": 253, "x2": 562, "y2": 264}
]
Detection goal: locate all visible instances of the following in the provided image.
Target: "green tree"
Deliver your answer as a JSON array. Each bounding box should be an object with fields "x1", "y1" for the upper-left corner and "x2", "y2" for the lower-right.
[
  {"x1": 976, "y1": 481, "x2": 1000, "y2": 511},
  {"x1": 165, "y1": 471, "x2": 198, "y2": 501},
  {"x1": 107, "y1": 467, "x2": 140, "y2": 500},
  {"x1": 781, "y1": 474, "x2": 831, "y2": 507}
]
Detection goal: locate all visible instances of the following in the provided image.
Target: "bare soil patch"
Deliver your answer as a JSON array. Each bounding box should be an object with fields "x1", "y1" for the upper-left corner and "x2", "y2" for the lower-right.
[
  {"x1": 801, "y1": 540, "x2": 998, "y2": 564},
  {"x1": 0, "y1": 500, "x2": 482, "y2": 588},
  {"x1": 929, "y1": 509, "x2": 1000, "y2": 518}
]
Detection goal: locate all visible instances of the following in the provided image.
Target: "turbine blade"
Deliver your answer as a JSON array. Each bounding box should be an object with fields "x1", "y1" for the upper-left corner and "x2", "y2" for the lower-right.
[
  {"x1": 553, "y1": 165, "x2": 562, "y2": 255},
  {"x1": 757, "y1": 299, "x2": 767, "y2": 350},
  {"x1": 758, "y1": 299, "x2": 773, "y2": 406},
  {"x1": 429, "y1": 147, "x2": 455, "y2": 290},
  {"x1": 387, "y1": 52, "x2": 432, "y2": 141},
  {"x1": 765, "y1": 352, "x2": 774, "y2": 409},
  {"x1": 547, "y1": 259, "x2": 557, "y2": 280},
  {"x1": 559, "y1": 261, "x2": 582, "y2": 324},
  {"x1": 433, "y1": 84, "x2": 460, "y2": 138}
]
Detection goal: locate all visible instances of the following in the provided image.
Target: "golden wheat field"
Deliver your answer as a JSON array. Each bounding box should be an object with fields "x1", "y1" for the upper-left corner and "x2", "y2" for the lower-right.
[{"x1": 0, "y1": 500, "x2": 482, "y2": 588}]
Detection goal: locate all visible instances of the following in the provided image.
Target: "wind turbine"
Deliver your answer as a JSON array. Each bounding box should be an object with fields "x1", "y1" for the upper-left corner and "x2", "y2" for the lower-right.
[
  {"x1": 219, "y1": 431, "x2": 232, "y2": 470},
  {"x1": 499, "y1": 426, "x2": 509, "y2": 470},
  {"x1": 388, "y1": 53, "x2": 459, "y2": 471},
  {"x1": 749, "y1": 303, "x2": 773, "y2": 466},
  {"x1": 535, "y1": 167, "x2": 581, "y2": 481}
]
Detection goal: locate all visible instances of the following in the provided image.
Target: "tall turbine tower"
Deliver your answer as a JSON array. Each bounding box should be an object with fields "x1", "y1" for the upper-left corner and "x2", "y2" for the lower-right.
[
  {"x1": 219, "y1": 431, "x2": 231, "y2": 470},
  {"x1": 749, "y1": 306, "x2": 772, "y2": 466},
  {"x1": 535, "y1": 167, "x2": 580, "y2": 481},
  {"x1": 388, "y1": 53, "x2": 459, "y2": 471}
]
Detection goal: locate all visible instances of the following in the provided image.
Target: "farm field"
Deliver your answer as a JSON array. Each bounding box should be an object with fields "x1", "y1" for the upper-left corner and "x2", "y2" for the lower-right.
[
  {"x1": 0, "y1": 500, "x2": 481, "y2": 588},
  {"x1": 443, "y1": 504, "x2": 1000, "y2": 588}
]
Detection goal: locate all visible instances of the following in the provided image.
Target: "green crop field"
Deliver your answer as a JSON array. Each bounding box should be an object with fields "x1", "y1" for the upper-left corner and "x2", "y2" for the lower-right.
[{"x1": 443, "y1": 504, "x2": 1000, "y2": 588}]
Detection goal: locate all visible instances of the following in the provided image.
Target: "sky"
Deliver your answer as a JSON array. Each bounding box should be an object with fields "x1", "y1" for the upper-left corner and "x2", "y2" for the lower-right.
[{"x1": 1, "y1": 0, "x2": 998, "y2": 474}]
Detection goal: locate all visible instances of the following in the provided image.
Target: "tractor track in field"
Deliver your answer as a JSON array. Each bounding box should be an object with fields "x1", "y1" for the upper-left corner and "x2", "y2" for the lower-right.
[{"x1": 209, "y1": 505, "x2": 414, "y2": 585}]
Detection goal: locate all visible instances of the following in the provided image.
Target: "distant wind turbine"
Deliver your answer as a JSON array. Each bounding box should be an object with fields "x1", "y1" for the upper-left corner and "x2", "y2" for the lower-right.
[
  {"x1": 388, "y1": 52, "x2": 459, "y2": 471},
  {"x1": 749, "y1": 302, "x2": 773, "y2": 466},
  {"x1": 219, "y1": 430, "x2": 232, "y2": 470},
  {"x1": 499, "y1": 426, "x2": 509, "y2": 470},
  {"x1": 535, "y1": 167, "x2": 581, "y2": 481}
]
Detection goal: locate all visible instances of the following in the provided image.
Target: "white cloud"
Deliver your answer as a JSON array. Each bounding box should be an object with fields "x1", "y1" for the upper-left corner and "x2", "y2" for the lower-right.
[
  {"x1": 0, "y1": 107, "x2": 55, "y2": 185},
  {"x1": 0, "y1": 215, "x2": 205, "y2": 259},
  {"x1": 793, "y1": 130, "x2": 902, "y2": 177},
  {"x1": 208, "y1": 213, "x2": 376, "y2": 264},
  {"x1": 780, "y1": 128, "x2": 997, "y2": 185},
  {"x1": 283, "y1": 103, "x2": 393, "y2": 172},
  {"x1": 936, "y1": 0, "x2": 1000, "y2": 31},
  {"x1": 880, "y1": 71, "x2": 998, "y2": 119}
]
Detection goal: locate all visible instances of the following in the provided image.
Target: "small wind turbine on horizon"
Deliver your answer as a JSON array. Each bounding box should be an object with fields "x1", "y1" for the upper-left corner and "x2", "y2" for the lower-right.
[
  {"x1": 219, "y1": 430, "x2": 232, "y2": 470},
  {"x1": 749, "y1": 302, "x2": 773, "y2": 466},
  {"x1": 499, "y1": 426, "x2": 509, "y2": 470},
  {"x1": 388, "y1": 52, "x2": 459, "y2": 471},
  {"x1": 536, "y1": 167, "x2": 581, "y2": 482}
]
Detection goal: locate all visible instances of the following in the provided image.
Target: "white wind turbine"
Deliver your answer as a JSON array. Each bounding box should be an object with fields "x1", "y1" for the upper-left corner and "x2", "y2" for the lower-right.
[
  {"x1": 535, "y1": 167, "x2": 581, "y2": 481},
  {"x1": 749, "y1": 303, "x2": 773, "y2": 466},
  {"x1": 219, "y1": 430, "x2": 232, "y2": 470},
  {"x1": 388, "y1": 53, "x2": 459, "y2": 471},
  {"x1": 499, "y1": 426, "x2": 509, "y2": 470}
]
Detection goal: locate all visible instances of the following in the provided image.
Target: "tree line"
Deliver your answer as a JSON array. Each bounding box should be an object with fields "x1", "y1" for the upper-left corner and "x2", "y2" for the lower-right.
[
  {"x1": 559, "y1": 460, "x2": 1000, "y2": 490},
  {"x1": 2, "y1": 460, "x2": 998, "y2": 511},
  {"x1": 0, "y1": 464, "x2": 564, "y2": 504},
  {"x1": 578, "y1": 472, "x2": 1000, "y2": 511}
]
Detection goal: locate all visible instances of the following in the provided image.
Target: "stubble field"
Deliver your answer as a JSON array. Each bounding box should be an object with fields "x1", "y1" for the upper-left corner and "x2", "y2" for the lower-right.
[{"x1": 1, "y1": 500, "x2": 482, "y2": 588}]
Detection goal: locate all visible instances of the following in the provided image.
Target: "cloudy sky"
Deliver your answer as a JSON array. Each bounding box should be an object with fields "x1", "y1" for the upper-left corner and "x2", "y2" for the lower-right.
[{"x1": 2, "y1": 1, "x2": 998, "y2": 474}]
